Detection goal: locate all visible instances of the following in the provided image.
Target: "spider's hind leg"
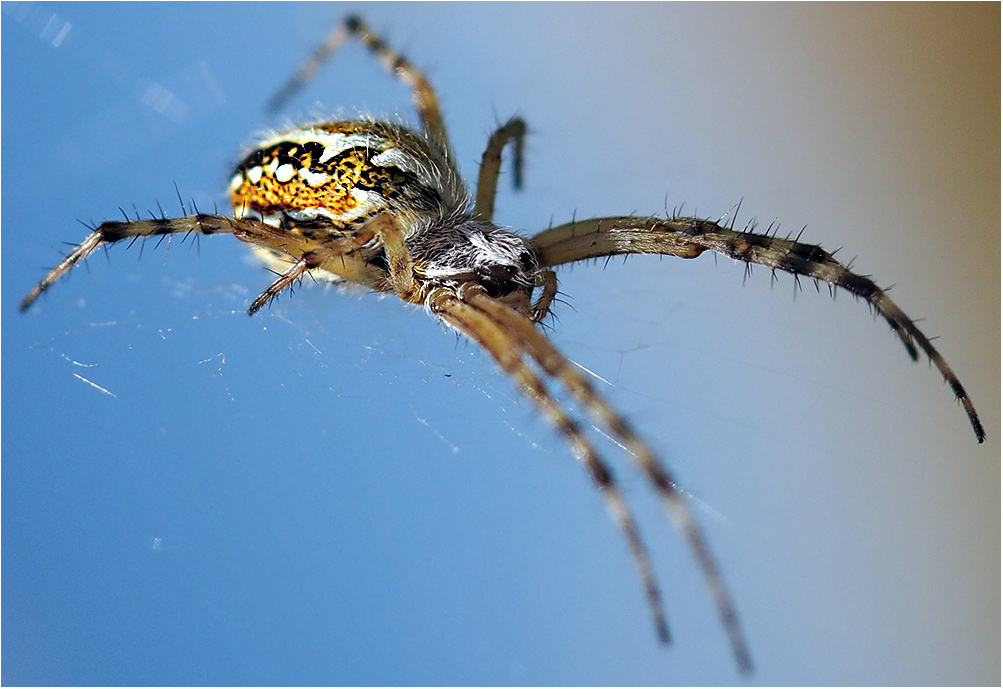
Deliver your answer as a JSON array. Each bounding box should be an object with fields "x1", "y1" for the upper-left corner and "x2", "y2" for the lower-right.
[
  {"x1": 267, "y1": 15, "x2": 452, "y2": 156},
  {"x1": 20, "y1": 214, "x2": 264, "y2": 312},
  {"x1": 249, "y1": 254, "x2": 319, "y2": 316}
]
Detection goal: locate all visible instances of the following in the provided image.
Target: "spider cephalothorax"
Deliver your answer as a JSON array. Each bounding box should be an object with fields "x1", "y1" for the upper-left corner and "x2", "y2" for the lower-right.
[{"x1": 20, "y1": 15, "x2": 984, "y2": 676}]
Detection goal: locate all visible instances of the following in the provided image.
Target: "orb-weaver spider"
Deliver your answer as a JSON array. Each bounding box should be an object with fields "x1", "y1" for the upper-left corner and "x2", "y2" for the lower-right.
[{"x1": 19, "y1": 14, "x2": 985, "y2": 676}]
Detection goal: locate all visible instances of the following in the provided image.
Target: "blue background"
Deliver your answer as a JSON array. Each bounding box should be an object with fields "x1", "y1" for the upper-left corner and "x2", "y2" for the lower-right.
[{"x1": 4, "y1": 3, "x2": 999, "y2": 685}]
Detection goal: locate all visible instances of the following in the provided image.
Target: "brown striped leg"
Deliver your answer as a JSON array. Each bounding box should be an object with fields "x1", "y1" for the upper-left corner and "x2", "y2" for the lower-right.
[
  {"x1": 427, "y1": 285, "x2": 671, "y2": 648},
  {"x1": 463, "y1": 283, "x2": 753, "y2": 674},
  {"x1": 247, "y1": 213, "x2": 419, "y2": 314},
  {"x1": 531, "y1": 215, "x2": 984, "y2": 443},
  {"x1": 474, "y1": 117, "x2": 527, "y2": 222},
  {"x1": 20, "y1": 215, "x2": 283, "y2": 312},
  {"x1": 266, "y1": 15, "x2": 452, "y2": 156}
]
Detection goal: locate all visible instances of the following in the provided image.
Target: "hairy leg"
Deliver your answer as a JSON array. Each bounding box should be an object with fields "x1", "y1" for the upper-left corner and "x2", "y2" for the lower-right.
[
  {"x1": 474, "y1": 117, "x2": 527, "y2": 222},
  {"x1": 530, "y1": 269, "x2": 559, "y2": 323},
  {"x1": 462, "y1": 283, "x2": 753, "y2": 674},
  {"x1": 267, "y1": 15, "x2": 452, "y2": 156},
  {"x1": 20, "y1": 215, "x2": 283, "y2": 312},
  {"x1": 427, "y1": 285, "x2": 672, "y2": 649},
  {"x1": 531, "y1": 215, "x2": 984, "y2": 443},
  {"x1": 19, "y1": 211, "x2": 418, "y2": 316}
]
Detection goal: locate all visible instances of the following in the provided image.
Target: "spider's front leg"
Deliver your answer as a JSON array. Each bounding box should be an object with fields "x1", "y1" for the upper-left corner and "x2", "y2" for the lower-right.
[
  {"x1": 19, "y1": 214, "x2": 284, "y2": 312},
  {"x1": 460, "y1": 284, "x2": 754, "y2": 673},
  {"x1": 532, "y1": 215, "x2": 985, "y2": 442},
  {"x1": 426, "y1": 283, "x2": 672, "y2": 650},
  {"x1": 429, "y1": 282, "x2": 754, "y2": 674}
]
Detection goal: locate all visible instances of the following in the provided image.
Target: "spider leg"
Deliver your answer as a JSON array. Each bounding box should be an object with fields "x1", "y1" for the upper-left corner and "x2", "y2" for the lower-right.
[
  {"x1": 368, "y1": 213, "x2": 417, "y2": 300},
  {"x1": 266, "y1": 15, "x2": 452, "y2": 157},
  {"x1": 427, "y1": 284, "x2": 672, "y2": 650},
  {"x1": 19, "y1": 214, "x2": 287, "y2": 312},
  {"x1": 462, "y1": 283, "x2": 753, "y2": 675},
  {"x1": 474, "y1": 117, "x2": 527, "y2": 222},
  {"x1": 531, "y1": 216, "x2": 985, "y2": 443},
  {"x1": 247, "y1": 212, "x2": 420, "y2": 314},
  {"x1": 249, "y1": 255, "x2": 316, "y2": 316},
  {"x1": 530, "y1": 268, "x2": 559, "y2": 323}
]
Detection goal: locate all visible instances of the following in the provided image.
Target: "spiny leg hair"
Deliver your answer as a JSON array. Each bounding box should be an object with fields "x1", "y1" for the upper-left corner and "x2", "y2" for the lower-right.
[{"x1": 531, "y1": 216, "x2": 984, "y2": 443}]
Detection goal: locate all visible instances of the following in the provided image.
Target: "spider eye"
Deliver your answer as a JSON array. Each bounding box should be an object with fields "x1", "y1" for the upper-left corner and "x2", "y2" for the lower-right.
[
  {"x1": 479, "y1": 264, "x2": 521, "y2": 298},
  {"x1": 518, "y1": 251, "x2": 536, "y2": 270},
  {"x1": 486, "y1": 264, "x2": 516, "y2": 281}
]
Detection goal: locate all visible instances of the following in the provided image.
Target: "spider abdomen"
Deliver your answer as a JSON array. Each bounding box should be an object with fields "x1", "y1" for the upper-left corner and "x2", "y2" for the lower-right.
[{"x1": 229, "y1": 120, "x2": 467, "y2": 233}]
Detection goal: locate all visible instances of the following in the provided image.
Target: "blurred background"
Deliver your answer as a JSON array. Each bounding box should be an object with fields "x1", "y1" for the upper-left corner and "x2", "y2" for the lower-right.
[{"x1": 4, "y1": 3, "x2": 998, "y2": 685}]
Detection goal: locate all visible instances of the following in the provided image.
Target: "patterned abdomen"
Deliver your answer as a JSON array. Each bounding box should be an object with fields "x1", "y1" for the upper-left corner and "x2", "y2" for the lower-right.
[{"x1": 228, "y1": 121, "x2": 466, "y2": 233}]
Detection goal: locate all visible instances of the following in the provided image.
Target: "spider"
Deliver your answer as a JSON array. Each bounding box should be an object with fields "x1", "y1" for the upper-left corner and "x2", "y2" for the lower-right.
[{"x1": 19, "y1": 15, "x2": 985, "y2": 676}]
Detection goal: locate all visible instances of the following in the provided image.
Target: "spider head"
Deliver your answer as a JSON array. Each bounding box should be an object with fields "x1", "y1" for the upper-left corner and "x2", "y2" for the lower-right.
[{"x1": 414, "y1": 215, "x2": 539, "y2": 312}]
